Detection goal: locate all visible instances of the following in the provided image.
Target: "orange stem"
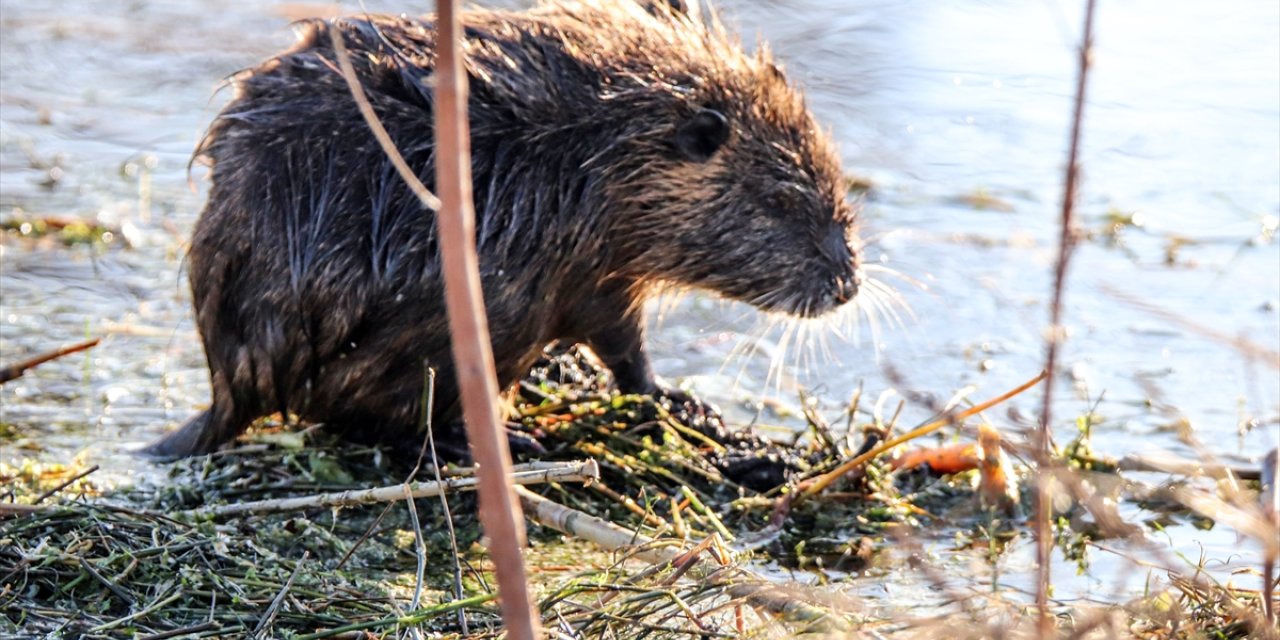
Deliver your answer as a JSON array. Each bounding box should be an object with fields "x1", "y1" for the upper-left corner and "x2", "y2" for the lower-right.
[{"x1": 797, "y1": 370, "x2": 1048, "y2": 502}]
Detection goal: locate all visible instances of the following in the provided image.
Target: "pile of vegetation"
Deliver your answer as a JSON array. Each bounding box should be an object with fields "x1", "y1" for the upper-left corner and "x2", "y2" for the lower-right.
[{"x1": 2, "y1": 348, "x2": 1274, "y2": 638}]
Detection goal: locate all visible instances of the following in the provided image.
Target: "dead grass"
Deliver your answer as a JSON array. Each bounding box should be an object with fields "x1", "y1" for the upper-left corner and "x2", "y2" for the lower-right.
[{"x1": 3, "y1": 347, "x2": 1273, "y2": 638}]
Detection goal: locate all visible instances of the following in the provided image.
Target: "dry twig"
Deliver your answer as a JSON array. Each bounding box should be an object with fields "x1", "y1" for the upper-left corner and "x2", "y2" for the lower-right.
[
  {"x1": 797, "y1": 370, "x2": 1047, "y2": 502},
  {"x1": 1037, "y1": 1, "x2": 1098, "y2": 634},
  {"x1": 0, "y1": 337, "x2": 101, "y2": 384},
  {"x1": 180, "y1": 460, "x2": 598, "y2": 519},
  {"x1": 328, "y1": 7, "x2": 538, "y2": 635}
]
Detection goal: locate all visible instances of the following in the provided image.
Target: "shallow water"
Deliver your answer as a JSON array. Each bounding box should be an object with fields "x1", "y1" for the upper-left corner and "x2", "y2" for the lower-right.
[{"x1": 2, "y1": 0, "x2": 1277, "y2": 612}]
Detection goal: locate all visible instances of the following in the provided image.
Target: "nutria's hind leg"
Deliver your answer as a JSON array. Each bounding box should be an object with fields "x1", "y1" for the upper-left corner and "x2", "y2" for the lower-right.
[
  {"x1": 405, "y1": 419, "x2": 546, "y2": 464},
  {"x1": 139, "y1": 402, "x2": 249, "y2": 460}
]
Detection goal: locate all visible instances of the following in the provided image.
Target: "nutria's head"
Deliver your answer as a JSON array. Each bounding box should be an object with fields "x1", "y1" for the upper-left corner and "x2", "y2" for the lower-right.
[{"x1": 576, "y1": 2, "x2": 861, "y2": 318}]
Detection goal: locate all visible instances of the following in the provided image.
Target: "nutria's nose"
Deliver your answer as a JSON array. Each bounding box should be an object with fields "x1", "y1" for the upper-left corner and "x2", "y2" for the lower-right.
[
  {"x1": 833, "y1": 272, "x2": 859, "y2": 305},
  {"x1": 822, "y1": 226, "x2": 860, "y2": 305}
]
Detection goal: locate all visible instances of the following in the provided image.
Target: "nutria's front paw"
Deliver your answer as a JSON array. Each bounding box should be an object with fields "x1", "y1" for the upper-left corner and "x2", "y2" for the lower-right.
[
  {"x1": 656, "y1": 385, "x2": 719, "y2": 417},
  {"x1": 653, "y1": 382, "x2": 728, "y2": 439}
]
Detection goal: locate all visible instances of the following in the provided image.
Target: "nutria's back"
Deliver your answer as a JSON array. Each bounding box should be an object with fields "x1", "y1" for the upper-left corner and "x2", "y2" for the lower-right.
[{"x1": 145, "y1": 0, "x2": 861, "y2": 459}]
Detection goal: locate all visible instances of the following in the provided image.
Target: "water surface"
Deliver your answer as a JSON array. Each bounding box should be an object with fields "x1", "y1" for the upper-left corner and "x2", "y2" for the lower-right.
[{"x1": 2, "y1": 0, "x2": 1276, "y2": 610}]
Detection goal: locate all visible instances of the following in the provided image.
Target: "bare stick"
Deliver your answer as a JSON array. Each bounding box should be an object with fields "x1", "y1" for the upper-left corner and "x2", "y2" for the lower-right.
[
  {"x1": 254, "y1": 550, "x2": 309, "y2": 638},
  {"x1": 89, "y1": 590, "x2": 182, "y2": 634},
  {"x1": 334, "y1": 502, "x2": 394, "y2": 571},
  {"x1": 34, "y1": 464, "x2": 99, "y2": 504},
  {"x1": 327, "y1": 31, "x2": 441, "y2": 212},
  {"x1": 328, "y1": 11, "x2": 536, "y2": 635},
  {"x1": 445, "y1": 460, "x2": 588, "y2": 477},
  {"x1": 78, "y1": 557, "x2": 135, "y2": 606},
  {"x1": 1099, "y1": 284, "x2": 1280, "y2": 368},
  {"x1": 0, "y1": 337, "x2": 101, "y2": 384},
  {"x1": 0, "y1": 504, "x2": 47, "y2": 517},
  {"x1": 433, "y1": 1, "x2": 540, "y2": 638},
  {"x1": 402, "y1": 485, "x2": 428, "y2": 640},
  {"x1": 334, "y1": 369, "x2": 440, "y2": 577},
  {"x1": 181, "y1": 460, "x2": 598, "y2": 519},
  {"x1": 409, "y1": 367, "x2": 469, "y2": 633},
  {"x1": 1261, "y1": 448, "x2": 1277, "y2": 625},
  {"x1": 1111, "y1": 451, "x2": 1261, "y2": 481},
  {"x1": 1037, "y1": 1, "x2": 1098, "y2": 636},
  {"x1": 137, "y1": 621, "x2": 221, "y2": 640}
]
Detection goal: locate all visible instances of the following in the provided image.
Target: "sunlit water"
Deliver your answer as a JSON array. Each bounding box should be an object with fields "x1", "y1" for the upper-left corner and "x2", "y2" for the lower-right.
[{"x1": 2, "y1": 0, "x2": 1276, "y2": 611}]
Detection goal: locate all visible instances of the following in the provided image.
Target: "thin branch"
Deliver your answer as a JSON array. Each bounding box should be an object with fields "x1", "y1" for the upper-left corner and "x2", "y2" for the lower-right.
[
  {"x1": 1099, "y1": 283, "x2": 1280, "y2": 368},
  {"x1": 293, "y1": 593, "x2": 497, "y2": 640},
  {"x1": 327, "y1": 29, "x2": 441, "y2": 212},
  {"x1": 431, "y1": 1, "x2": 541, "y2": 638},
  {"x1": 1263, "y1": 448, "x2": 1277, "y2": 625},
  {"x1": 422, "y1": 368, "x2": 470, "y2": 634},
  {"x1": 1110, "y1": 451, "x2": 1261, "y2": 481},
  {"x1": 0, "y1": 337, "x2": 101, "y2": 384},
  {"x1": 253, "y1": 550, "x2": 309, "y2": 638},
  {"x1": 329, "y1": 12, "x2": 536, "y2": 636},
  {"x1": 401, "y1": 485, "x2": 428, "y2": 640},
  {"x1": 1037, "y1": 1, "x2": 1098, "y2": 636},
  {"x1": 797, "y1": 370, "x2": 1047, "y2": 501},
  {"x1": 179, "y1": 460, "x2": 598, "y2": 519},
  {"x1": 34, "y1": 464, "x2": 99, "y2": 504},
  {"x1": 137, "y1": 621, "x2": 221, "y2": 640}
]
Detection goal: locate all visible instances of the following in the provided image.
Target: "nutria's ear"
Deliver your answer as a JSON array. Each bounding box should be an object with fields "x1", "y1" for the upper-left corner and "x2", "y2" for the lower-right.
[{"x1": 674, "y1": 109, "x2": 729, "y2": 162}]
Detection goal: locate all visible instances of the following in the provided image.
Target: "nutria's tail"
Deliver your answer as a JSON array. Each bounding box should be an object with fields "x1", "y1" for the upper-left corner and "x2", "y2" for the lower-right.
[{"x1": 139, "y1": 409, "x2": 233, "y2": 460}]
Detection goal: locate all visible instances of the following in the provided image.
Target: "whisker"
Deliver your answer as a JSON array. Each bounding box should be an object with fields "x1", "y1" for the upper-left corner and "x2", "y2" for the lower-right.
[
  {"x1": 865, "y1": 277, "x2": 916, "y2": 323},
  {"x1": 768, "y1": 317, "x2": 798, "y2": 394},
  {"x1": 843, "y1": 296, "x2": 863, "y2": 346},
  {"x1": 722, "y1": 314, "x2": 773, "y2": 384},
  {"x1": 863, "y1": 262, "x2": 926, "y2": 290},
  {"x1": 701, "y1": 260, "x2": 916, "y2": 407},
  {"x1": 817, "y1": 318, "x2": 837, "y2": 364},
  {"x1": 860, "y1": 296, "x2": 883, "y2": 355},
  {"x1": 863, "y1": 285, "x2": 907, "y2": 334},
  {"x1": 797, "y1": 319, "x2": 814, "y2": 377}
]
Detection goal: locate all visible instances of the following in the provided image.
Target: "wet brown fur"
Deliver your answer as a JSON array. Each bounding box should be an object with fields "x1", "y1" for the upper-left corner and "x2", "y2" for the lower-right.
[{"x1": 145, "y1": 0, "x2": 861, "y2": 458}]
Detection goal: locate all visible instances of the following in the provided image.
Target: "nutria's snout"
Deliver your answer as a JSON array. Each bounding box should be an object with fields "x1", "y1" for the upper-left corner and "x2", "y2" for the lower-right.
[
  {"x1": 799, "y1": 264, "x2": 860, "y2": 318},
  {"x1": 760, "y1": 247, "x2": 861, "y2": 319},
  {"x1": 832, "y1": 268, "x2": 861, "y2": 306},
  {"x1": 740, "y1": 218, "x2": 862, "y2": 319},
  {"x1": 807, "y1": 226, "x2": 863, "y2": 318}
]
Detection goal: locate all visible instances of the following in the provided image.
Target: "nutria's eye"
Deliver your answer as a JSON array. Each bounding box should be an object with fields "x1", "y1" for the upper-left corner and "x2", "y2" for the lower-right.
[
  {"x1": 765, "y1": 183, "x2": 808, "y2": 216},
  {"x1": 674, "y1": 109, "x2": 729, "y2": 162}
]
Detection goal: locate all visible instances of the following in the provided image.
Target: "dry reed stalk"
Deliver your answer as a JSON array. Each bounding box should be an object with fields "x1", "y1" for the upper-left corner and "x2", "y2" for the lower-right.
[
  {"x1": 327, "y1": 4, "x2": 539, "y2": 635},
  {"x1": 1036, "y1": 1, "x2": 1098, "y2": 636},
  {"x1": 1262, "y1": 448, "x2": 1277, "y2": 625},
  {"x1": 180, "y1": 460, "x2": 598, "y2": 519},
  {"x1": 0, "y1": 336, "x2": 101, "y2": 384},
  {"x1": 32, "y1": 464, "x2": 99, "y2": 504},
  {"x1": 432, "y1": 1, "x2": 540, "y2": 636}
]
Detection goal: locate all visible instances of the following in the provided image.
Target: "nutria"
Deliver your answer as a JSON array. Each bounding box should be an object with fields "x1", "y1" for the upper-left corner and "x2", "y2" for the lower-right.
[{"x1": 144, "y1": 0, "x2": 862, "y2": 459}]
